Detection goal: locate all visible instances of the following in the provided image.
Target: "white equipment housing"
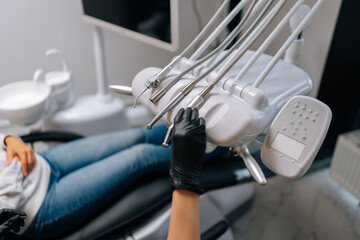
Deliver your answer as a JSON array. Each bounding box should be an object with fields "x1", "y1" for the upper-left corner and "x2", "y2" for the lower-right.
[
  {"x1": 125, "y1": 0, "x2": 329, "y2": 185},
  {"x1": 132, "y1": 50, "x2": 312, "y2": 147}
]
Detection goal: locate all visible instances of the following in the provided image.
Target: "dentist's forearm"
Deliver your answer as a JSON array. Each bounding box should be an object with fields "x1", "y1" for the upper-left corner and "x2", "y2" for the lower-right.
[{"x1": 168, "y1": 189, "x2": 200, "y2": 240}]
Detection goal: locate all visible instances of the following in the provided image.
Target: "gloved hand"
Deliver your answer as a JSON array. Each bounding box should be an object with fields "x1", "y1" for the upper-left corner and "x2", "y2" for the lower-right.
[
  {"x1": 0, "y1": 209, "x2": 26, "y2": 235},
  {"x1": 170, "y1": 108, "x2": 206, "y2": 195}
]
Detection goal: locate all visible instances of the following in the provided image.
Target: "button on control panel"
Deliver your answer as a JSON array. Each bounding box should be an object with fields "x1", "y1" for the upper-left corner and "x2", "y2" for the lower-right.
[{"x1": 282, "y1": 100, "x2": 322, "y2": 146}]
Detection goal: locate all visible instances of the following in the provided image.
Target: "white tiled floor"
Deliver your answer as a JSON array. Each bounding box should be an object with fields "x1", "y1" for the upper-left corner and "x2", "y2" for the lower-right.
[{"x1": 231, "y1": 169, "x2": 360, "y2": 240}]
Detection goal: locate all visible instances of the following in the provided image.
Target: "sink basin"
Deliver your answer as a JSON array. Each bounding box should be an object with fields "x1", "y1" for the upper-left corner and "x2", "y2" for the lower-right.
[{"x1": 0, "y1": 80, "x2": 51, "y2": 125}]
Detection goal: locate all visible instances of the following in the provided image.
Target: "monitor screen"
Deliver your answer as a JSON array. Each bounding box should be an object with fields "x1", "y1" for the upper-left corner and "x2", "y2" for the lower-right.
[{"x1": 80, "y1": 0, "x2": 179, "y2": 51}]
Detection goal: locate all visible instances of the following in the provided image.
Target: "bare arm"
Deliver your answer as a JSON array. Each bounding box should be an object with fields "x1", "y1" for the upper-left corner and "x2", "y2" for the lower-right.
[{"x1": 168, "y1": 189, "x2": 200, "y2": 240}]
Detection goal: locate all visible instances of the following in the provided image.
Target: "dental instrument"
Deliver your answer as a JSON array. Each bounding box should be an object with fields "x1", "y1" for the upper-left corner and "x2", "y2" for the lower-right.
[
  {"x1": 129, "y1": 0, "x2": 327, "y2": 186},
  {"x1": 135, "y1": 0, "x2": 256, "y2": 107},
  {"x1": 132, "y1": 0, "x2": 231, "y2": 108},
  {"x1": 109, "y1": 85, "x2": 133, "y2": 95},
  {"x1": 146, "y1": 0, "x2": 281, "y2": 130},
  {"x1": 149, "y1": 0, "x2": 262, "y2": 104}
]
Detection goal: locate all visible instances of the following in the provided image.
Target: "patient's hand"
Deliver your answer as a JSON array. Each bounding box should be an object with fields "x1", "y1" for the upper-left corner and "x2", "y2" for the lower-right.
[{"x1": 4, "y1": 136, "x2": 36, "y2": 177}]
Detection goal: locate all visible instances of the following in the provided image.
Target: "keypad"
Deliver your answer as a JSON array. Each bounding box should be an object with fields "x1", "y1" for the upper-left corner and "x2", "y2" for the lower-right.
[
  {"x1": 282, "y1": 100, "x2": 322, "y2": 145},
  {"x1": 262, "y1": 96, "x2": 331, "y2": 178}
]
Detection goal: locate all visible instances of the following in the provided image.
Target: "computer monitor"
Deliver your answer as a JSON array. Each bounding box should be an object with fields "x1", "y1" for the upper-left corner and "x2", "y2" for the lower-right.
[{"x1": 80, "y1": 0, "x2": 179, "y2": 51}]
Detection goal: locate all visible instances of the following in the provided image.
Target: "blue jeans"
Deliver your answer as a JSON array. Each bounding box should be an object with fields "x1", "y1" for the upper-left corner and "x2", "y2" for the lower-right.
[{"x1": 24, "y1": 124, "x2": 224, "y2": 239}]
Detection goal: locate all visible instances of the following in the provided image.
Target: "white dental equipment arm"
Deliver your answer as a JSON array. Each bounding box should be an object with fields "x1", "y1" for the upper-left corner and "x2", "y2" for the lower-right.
[
  {"x1": 252, "y1": 0, "x2": 324, "y2": 88},
  {"x1": 112, "y1": 0, "x2": 328, "y2": 185},
  {"x1": 283, "y1": 4, "x2": 310, "y2": 65},
  {"x1": 232, "y1": 0, "x2": 306, "y2": 82}
]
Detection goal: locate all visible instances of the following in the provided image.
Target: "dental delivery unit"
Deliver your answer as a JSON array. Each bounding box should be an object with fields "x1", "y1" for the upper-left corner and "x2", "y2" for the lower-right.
[
  {"x1": 0, "y1": 0, "x2": 334, "y2": 239},
  {"x1": 111, "y1": 0, "x2": 332, "y2": 185}
]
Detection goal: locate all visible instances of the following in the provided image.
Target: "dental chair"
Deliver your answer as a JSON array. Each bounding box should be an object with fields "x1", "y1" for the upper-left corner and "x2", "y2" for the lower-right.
[
  {"x1": 2, "y1": 0, "x2": 331, "y2": 239},
  {"x1": 0, "y1": 130, "x2": 273, "y2": 240},
  {"x1": 1, "y1": 131, "x2": 329, "y2": 240}
]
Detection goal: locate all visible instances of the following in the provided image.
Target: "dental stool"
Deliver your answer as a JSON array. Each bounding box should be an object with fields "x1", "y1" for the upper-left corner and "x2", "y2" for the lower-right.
[{"x1": 2, "y1": 131, "x2": 274, "y2": 240}]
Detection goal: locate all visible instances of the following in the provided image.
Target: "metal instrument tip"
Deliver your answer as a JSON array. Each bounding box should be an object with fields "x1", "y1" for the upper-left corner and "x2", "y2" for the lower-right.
[{"x1": 133, "y1": 87, "x2": 148, "y2": 108}]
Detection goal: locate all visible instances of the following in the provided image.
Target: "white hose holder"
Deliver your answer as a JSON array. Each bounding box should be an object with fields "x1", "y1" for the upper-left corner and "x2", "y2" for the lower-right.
[{"x1": 44, "y1": 49, "x2": 75, "y2": 111}]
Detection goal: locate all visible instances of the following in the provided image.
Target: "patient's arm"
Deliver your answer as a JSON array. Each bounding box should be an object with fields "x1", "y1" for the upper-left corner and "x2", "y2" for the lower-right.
[{"x1": 4, "y1": 136, "x2": 36, "y2": 177}]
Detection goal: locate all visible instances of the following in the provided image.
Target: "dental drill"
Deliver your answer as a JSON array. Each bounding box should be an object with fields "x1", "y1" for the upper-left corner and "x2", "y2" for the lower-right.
[
  {"x1": 147, "y1": 0, "x2": 282, "y2": 131},
  {"x1": 132, "y1": 0, "x2": 231, "y2": 108},
  {"x1": 150, "y1": 0, "x2": 262, "y2": 104},
  {"x1": 160, "y1": 0, "x2": 284, "y2": 151},
  {"x1": 136, "y1": 0, "x2": 263, "y2": 107}
]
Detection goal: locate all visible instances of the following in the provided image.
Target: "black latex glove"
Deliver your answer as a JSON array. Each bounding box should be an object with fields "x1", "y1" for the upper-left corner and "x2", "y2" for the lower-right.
[
  {"x1": 170, "y1": 108, "x2": 206, "y2": 195},
  {"x1": 0, "y1": 209, "x2": 26, "y2": 235}
]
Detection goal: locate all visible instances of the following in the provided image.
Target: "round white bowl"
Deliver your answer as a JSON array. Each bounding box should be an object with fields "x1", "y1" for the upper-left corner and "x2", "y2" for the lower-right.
[{"x1": 0, "y1": 81, "x2": 51, "y2": 125}]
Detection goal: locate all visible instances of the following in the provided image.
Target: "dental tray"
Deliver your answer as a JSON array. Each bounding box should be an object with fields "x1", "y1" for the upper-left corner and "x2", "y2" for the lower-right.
[{"x1": 132, "y1": 50, "x2": 312, "y2": 147}]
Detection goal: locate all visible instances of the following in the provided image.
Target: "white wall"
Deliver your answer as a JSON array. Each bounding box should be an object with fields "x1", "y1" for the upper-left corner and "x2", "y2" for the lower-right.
[
  {"x1": 0, "y1": 0, "x2": 343, "y2": 101},
  {"x1": 0, "y1": 0, "x2": 219, "y2": 104}
]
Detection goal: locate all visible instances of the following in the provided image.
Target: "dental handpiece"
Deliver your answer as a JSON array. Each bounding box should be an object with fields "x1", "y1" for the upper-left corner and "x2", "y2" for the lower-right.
[
  {"x1": 133, "y1": 0, "x2": 230, "y2": 108},
  {"x1": 133, "y1": 55, "x2": 182, "y2": 107},
  {"x1": 147, "y1": 63, "x2": 217, "y2": 130},
  {"x1": 167, "y1": 0, "x2": 284, "y2": 151},
  {"x1": 150, "y1": 0, "x2": 259, "y2": 104},
  {"x1": 146, "y1": 0, "x2": 273, "y2": 129},
  {"x1": 162, "y1": 95, "x2": 205, "y2": 148},
  {"x1": 147, "y1": 0, "x2": 276, "y2": 130},
  {"x1": 146, "y1": 80, "x2": 197, "y2": 130}
]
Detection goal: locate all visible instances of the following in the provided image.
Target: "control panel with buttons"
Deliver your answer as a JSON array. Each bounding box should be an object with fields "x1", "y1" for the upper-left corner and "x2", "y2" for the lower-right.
[{"x1": 261, "y1": 95, "x2": 332, "y2": 179}]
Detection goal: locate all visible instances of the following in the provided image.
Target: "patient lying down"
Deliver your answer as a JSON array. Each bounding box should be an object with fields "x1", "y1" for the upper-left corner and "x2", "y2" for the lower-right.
[{"x1": 0, "y1": 108, "x2": 221, "y2": 239}]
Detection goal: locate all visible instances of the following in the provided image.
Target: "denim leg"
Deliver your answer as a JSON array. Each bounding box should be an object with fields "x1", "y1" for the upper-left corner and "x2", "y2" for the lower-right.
[
  {"x1": 41, "y1": 124, "x2": 168, "y2": 176},
  {"x1": 25, "y1": 143, "x2": 171, "y2": 239}
]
